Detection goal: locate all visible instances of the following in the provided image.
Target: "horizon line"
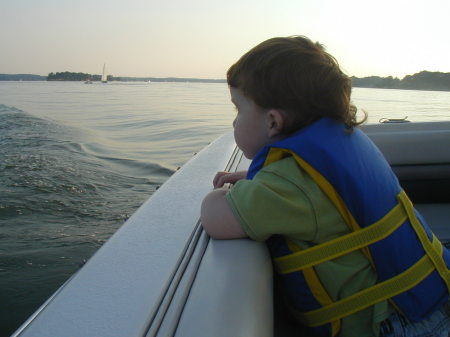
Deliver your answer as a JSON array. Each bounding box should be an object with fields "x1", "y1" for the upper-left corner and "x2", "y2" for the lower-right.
[{"x1": 1, "y1": 70, "x2": 449, "y2": 81}]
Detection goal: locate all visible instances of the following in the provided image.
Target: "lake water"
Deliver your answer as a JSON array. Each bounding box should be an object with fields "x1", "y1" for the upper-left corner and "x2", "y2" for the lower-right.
[{"x1": 1, "y1": 81, "x2": 449, "y2": 336}]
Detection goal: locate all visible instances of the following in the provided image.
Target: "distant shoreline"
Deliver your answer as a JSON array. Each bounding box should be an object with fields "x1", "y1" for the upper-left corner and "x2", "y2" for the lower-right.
[
  {"x1": 0, "y1": 73, "x2": 225, "y2": 84},
  {"x1": 1, "y1": 71, "x2": 449, "y2": 91}
]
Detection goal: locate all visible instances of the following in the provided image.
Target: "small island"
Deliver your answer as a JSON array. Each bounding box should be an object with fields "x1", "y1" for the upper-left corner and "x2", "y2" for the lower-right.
[
  {"x1": 47, "y1": 71, "x2": 110, "y2": 82},
  {"x1": 0, "y1": 71, "x2": 449, "y2": 91}
]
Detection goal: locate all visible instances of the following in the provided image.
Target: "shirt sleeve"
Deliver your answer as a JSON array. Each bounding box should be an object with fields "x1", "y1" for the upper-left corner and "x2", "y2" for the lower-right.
[{"x1": 225, "y1": 157, "x2": 319, "y2": 242}]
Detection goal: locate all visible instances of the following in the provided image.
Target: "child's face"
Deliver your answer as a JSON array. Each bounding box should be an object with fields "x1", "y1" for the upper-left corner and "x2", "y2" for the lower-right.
[{"x1": 230, "y1": 87, "x2": 272, "y2": 159}]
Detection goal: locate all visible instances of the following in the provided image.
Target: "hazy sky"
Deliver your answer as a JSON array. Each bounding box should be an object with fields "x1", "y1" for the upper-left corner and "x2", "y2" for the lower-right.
[{"x1": 1, "y1": 0, "x2": 449, "y2": 79}]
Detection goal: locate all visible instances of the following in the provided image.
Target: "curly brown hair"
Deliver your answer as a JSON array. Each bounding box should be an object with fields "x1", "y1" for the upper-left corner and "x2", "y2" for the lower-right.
[{"x1": 227, "y1": 36, "x2": 365, "y2": 134}]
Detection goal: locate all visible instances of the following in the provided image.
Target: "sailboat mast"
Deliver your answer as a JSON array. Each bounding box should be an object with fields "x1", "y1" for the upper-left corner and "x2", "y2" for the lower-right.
[{"x1": 101, "y1": 63, "x2": 107, "y2": 83}]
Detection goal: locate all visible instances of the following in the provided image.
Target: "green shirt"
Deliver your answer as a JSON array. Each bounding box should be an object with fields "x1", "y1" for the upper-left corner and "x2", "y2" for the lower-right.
[{"x1": 226, "y1": 156, "x2": 391, "y2": 337}]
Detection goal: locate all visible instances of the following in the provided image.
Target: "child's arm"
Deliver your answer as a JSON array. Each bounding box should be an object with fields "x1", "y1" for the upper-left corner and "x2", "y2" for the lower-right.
[{"x1": 201, "y1": 188, "x2": 247, "y2": 239}]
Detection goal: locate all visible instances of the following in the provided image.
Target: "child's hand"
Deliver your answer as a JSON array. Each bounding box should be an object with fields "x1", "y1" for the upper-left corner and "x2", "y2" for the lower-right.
[{"x1": 213, "y1": 171, "x2": 247, "y2": 189}]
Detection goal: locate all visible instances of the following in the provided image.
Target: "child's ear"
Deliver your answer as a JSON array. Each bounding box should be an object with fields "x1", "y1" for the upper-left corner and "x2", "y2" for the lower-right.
[{"x1": 267, "y1": 109, "x2": 285, "y2": 138}]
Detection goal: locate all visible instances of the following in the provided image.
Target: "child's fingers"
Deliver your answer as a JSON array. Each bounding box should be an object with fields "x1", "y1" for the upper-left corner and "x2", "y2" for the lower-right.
[
  {"x1": 213, "y1": 171, "x2": 229, "y2": 188},
  {"x1": 213, "y1": 171, "x2": 248, "y2": 188}
]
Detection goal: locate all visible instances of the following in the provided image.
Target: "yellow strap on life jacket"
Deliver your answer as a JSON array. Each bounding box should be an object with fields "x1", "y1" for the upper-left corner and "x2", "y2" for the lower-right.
[
  {"x1": 398, "y1": 192, "x2": 450, "y2": 291},
  {"x1": 286, "y1": 241, "x2": 341, "y2": 336},
  {"x1": 274, "y1": 201, "x2": 407, "y2": 274},
  {"x1": 294, "y1": 236, "x2": 440, "y2": 326},
  {"x1": 282, "y1": 191, "x2": 448, "y2": 327},
  {"x1": 265, "y1": 148, "x2": 375, "y2": 265},
  {"x1": 264, "y1": 148, "x2": 360, "y2": 232}
]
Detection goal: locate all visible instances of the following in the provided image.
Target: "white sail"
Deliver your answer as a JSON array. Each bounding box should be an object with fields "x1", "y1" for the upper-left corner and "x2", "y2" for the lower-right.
[{"x1": 101, "y1": 64, "x2": 107, "y2": 83}]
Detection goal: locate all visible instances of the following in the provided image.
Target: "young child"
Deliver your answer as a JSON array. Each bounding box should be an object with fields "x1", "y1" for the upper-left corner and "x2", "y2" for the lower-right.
[{"x1": 200, "y1": 36, "x2": 450, "y2": 337}]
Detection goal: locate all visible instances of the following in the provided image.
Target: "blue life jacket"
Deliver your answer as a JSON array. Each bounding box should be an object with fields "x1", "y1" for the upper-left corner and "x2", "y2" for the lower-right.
[{"x1": 247, "y1": 118, "x2": 450, "y2": 337}]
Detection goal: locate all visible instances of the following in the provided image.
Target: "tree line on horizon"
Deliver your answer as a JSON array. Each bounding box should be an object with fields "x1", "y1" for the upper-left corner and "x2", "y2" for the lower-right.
[
  {"x1": 0, "y1": 71, "x2": 449, "y2": 91},
  {"x1": 351, "y1": 71, "x2": 450, "y2": 91}
]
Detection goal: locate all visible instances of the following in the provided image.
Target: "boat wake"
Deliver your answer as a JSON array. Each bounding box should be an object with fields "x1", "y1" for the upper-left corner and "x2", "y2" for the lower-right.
[{"x1": 0, "y1": 104, "x2": 169, "y2": 335}]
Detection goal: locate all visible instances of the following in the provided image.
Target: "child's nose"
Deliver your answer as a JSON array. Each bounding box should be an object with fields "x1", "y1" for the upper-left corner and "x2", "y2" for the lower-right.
[{"x1": 232, "y1": 118, "x2": 236, "y2": 128}]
